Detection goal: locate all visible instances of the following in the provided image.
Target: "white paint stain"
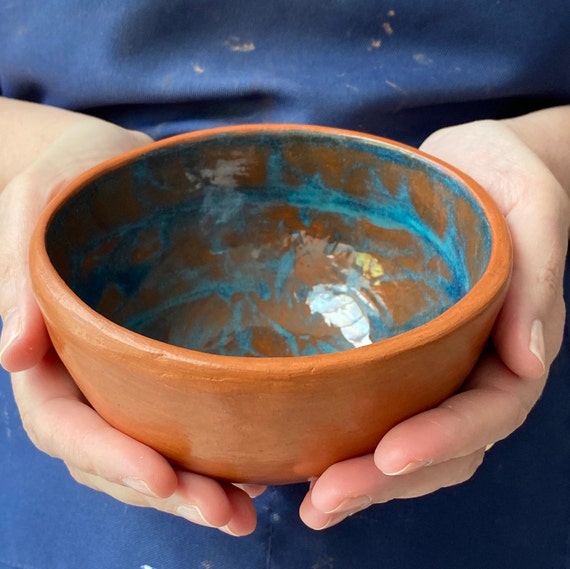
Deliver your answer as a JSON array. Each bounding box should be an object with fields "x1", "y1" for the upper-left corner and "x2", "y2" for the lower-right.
[
  {"x1": 224, "y1": 36, "x2": 255, "y2": 52},
  {"x1": 192, "y1": 63, "x2": 205, "y2": 74},
  {"x1": 0, "y1": 394, "x2": 11, "y2": 442},
  {"x1": 369, "y1": 11, "x2": 395, "y2": 50},
  {"x1": 385, "y1": 79, "x2": 406, "y2": 94},
  {"x1": 201, "y1": 158, "x2": 248, "y2": 188},
  {"x1": 413, "y1": 53, "x2": 433, "y2": 65}
]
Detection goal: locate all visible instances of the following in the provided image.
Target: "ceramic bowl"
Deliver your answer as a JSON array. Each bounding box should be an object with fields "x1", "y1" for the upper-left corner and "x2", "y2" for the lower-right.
[{"x1": 29, "y1": 125, "x2": 512, "y2": 484}]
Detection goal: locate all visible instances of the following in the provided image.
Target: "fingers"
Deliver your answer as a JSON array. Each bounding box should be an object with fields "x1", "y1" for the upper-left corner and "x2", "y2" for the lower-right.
[
  {"x1": 12, "y1": 350, "x2": 178, "y2": 498},
  {"x1": 373, "y1": 353, "x2": 540, "y2": 476},
  {"x1": 0, "y1": 120, "x2": 151, "y2": 372},
  {"x1": 68, "y1": 469, "x2": 257, "y2": 536},
  {"x1": 0, "y1": 292, "x2": 50, "y2": 373},
  {"x1": 486, "y1": 139, "x2": 568, "y2": 378},
  {"x1": 0, "y1": 171, "x2": 52, "y2": 371},
  {"x1": 12, "y1": 351, "x2": 257, "y2": 536},
  {"x1": 300, "y1": 452, "x2": 484, "y2": 530},
  {"x1": 420, "y1": 121, "x2": 570, "y2": 381},
  {"x1": 302, "y1": 352, "x2": 542, "y2": 530},
  {"x1": 233, "y1": 483, "x2": 268, "y2": 498},
  {"x1": 494, "y1": 182, "x2": 568, "y2": 377},
  {"x1": 221, "y1": 484, "x2": 259, "y2": 536}
]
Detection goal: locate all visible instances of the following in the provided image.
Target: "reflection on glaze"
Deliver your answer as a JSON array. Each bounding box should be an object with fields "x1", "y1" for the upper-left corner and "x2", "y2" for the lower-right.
[
  {"x1": 47, "y1": 131, "x2": 492, "y2": 357},
  {"x1": 306, "y1": 284, "x2": 373, "y2": 348}
]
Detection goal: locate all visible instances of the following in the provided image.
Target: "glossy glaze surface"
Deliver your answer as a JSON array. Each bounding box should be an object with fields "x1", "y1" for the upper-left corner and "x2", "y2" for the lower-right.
[{"x1": 47, "y1": 131, "x2": 490, "y2": 357}]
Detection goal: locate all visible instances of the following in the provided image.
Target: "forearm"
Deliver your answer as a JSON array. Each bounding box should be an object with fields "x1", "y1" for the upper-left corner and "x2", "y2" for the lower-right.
[
  {"x1": 0, "y1": 97, "x2": 89, "y2": 191},
  {"x1": 503, "y1": 105, "x2": 570, "y2": 195}
]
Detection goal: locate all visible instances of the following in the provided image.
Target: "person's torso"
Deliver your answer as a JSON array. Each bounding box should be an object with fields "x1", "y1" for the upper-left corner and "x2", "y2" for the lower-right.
[{"x1": 1, "y1": 0, "x2": 569, "y2": 144}]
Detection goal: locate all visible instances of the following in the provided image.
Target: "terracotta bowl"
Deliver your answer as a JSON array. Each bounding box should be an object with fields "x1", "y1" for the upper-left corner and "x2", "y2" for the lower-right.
[{"x1": 29, "y1": 125, "x2": 512, "y2": 484}]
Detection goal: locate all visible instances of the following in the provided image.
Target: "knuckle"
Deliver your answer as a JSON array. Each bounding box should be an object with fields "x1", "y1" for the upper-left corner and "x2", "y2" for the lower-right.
[
  {"x1": 536, "y1": 254, "x2": 564, "y2": 299},
  {"x1": 66, "y1": 464, "x2": 87, "y2": 485},
  {"x1": 18, "y1": 407, "x2": 41, "y2": 449},
  {"x1": 460, "y1": 452, "x2": 484, "y2": 482},
  {"x1": 511, "y1": 392, "x2": 533, "y2": 431},
  {"x1": 23, "y1": 415, "x2": 58, "y2": 458},
  {"x1": 18, "y1": 402, "x2": 80, "y2": 466},
  {"x1": 442, "y1": 452, "x2": 484, "y2": 489},
  {"x1": 18, "y1": 408, "x2": 60, "y2": 459},
  {"x1": 494, "y1": 381, "x2": 533, "y2": 430}
]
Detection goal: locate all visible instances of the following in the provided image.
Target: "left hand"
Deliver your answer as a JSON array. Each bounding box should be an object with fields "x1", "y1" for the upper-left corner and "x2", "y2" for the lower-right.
[
  {"x1": 300, "y1": 117, "x2": 569, "y2": 529},
  {"x1": 0, "y1": 109, "x2": 261, "y2": 536}
]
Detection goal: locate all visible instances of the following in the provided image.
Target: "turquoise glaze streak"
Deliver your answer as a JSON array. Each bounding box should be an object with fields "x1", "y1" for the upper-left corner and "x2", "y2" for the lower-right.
[{"x1": 47, "y1": 131, "x2": 492, "y2": 357}]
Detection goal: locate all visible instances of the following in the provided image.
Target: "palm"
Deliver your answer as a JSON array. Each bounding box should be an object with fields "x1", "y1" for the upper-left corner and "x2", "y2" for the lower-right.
[{"x1": 300, "y1": 120, "x2": 569, "y2": 529}]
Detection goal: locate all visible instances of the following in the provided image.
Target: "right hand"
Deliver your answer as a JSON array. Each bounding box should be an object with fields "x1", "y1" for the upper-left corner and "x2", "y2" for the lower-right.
[{"x1": 0, "y1": 115, "x2": 259, "y2": 536}]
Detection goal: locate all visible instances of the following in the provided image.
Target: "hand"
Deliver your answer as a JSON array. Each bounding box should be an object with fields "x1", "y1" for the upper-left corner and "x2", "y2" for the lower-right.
[
  {"x1": 300, "y1": 117, "x2": 570, "y2": 529},
  {"x1": 0, "y1": 114, "x2": 259, "y2": 536}
]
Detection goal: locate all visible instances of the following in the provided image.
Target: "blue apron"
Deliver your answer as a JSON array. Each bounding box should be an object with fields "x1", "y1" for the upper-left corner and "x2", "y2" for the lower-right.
[{"x1": 1, "y1": 0, "x2": 569, "y2": 146}]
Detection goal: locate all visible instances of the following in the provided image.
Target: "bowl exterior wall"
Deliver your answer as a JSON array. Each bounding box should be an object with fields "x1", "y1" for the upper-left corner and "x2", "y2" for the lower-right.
[{"x1": 35, "y1": 275, "x2": 506, "y2": 484}]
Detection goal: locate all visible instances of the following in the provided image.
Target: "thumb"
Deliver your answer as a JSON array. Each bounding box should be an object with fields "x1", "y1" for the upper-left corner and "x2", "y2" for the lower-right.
[
  {"x1": 420, "y1": 121, "x2": 569, "y2": 380},
  {"x1": 0, "y1": 120, "x2": 152, "y2": 372}
]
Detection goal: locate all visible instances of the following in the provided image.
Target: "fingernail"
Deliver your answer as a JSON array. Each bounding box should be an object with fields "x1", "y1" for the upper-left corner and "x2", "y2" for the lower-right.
[
  {"x1": 122, "y1": 477, "x2": 158, "y2": 498},
  {"x1": 177, "y1": 505, "x2": 214, "y2": 527},
  {"x1": 0, "y1": 308, "x2": 21, "y2": 368},
  {"x1": 381, "y1": 459, "x2": 432, "y2": 476},
  {"x1": 324, "y1": 494, "x2": 372, "y2": 514},
  {"x1": 234, "y1": 483, "x2": 266, "y2": 498},
  {"x1": 313, "y1": 511, "x2": 353, "y2": 530},
  {"x1": 529, "y1": 319, "x2": 546, "y2": 375},
  {"x1": 219, "y1": 524, "x2": 240, "y2": 537}
]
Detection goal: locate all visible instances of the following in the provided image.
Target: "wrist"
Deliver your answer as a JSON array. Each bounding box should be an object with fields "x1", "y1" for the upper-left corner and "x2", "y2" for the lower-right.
[
  {"x1": 0, "y1": 97, "x2": 87, "y2": 190},
  {"x1": 0, "y1": 97, "x2": 149, "y2": 193}
]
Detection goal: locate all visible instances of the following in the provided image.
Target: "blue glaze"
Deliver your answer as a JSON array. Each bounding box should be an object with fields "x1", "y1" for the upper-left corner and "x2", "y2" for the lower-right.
[{"x1": 46, "y1": 131, "x2": 492, "y2": 357}]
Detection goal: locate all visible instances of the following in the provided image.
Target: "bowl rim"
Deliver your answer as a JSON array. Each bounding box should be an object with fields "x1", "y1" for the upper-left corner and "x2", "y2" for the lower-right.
[{"x1": 30, "y1": 123, "x2": 512, "y2": 374}]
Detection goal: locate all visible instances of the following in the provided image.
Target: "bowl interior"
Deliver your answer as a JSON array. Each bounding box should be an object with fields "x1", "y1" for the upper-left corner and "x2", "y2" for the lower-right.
[{"x1": 45, "y1": 129, "x2": 491, "y2": 357}]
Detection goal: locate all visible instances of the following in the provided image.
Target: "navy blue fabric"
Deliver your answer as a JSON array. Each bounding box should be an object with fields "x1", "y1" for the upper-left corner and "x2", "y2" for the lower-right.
[
  {"x1": 1, "y1": 1, "x2": 570, "y2": 567},
  {"x1": 1, "y1": 1, "x2": 569, "y2": 145}
]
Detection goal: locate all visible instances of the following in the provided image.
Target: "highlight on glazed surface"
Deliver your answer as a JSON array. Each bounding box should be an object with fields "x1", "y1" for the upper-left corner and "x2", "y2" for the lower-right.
[{"x1": 45, "y1": 130, "x2": 491, "y2": 357}]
